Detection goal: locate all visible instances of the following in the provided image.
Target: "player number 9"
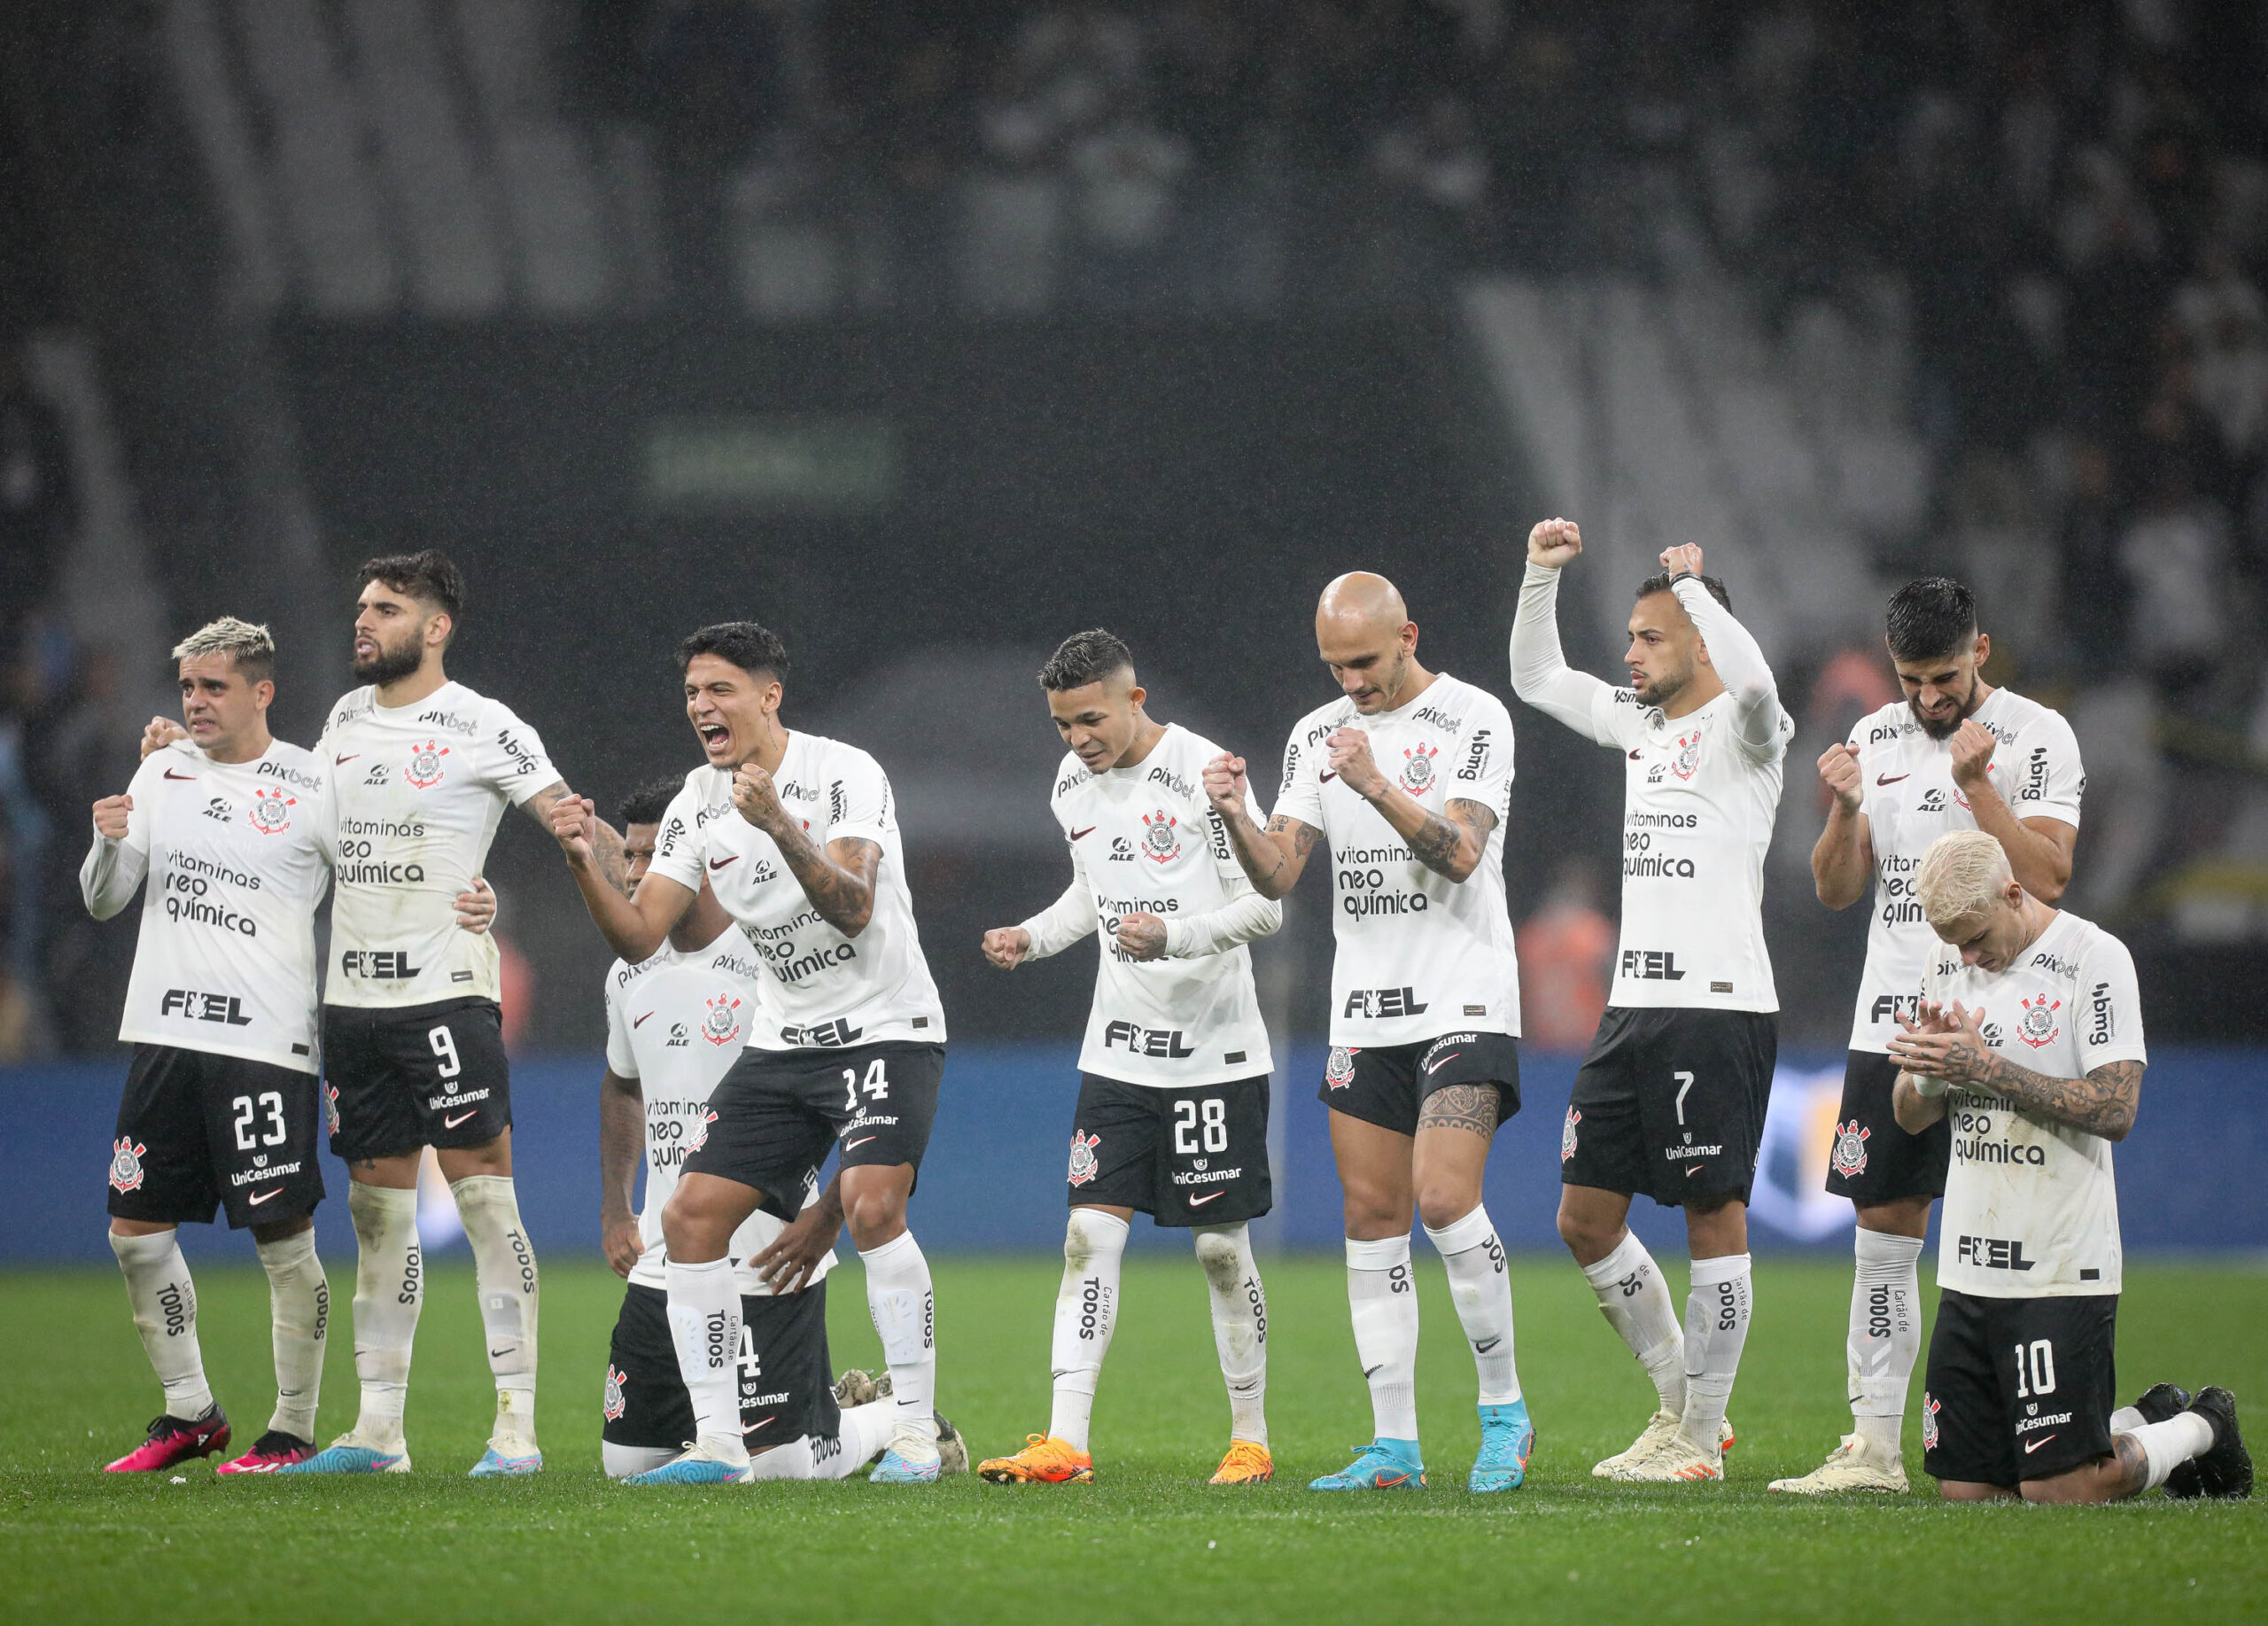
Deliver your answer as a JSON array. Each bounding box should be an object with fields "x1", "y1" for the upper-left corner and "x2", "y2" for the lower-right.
[{"x1": 429, "y1": 1025, "x2": 462, "y2": 1079}]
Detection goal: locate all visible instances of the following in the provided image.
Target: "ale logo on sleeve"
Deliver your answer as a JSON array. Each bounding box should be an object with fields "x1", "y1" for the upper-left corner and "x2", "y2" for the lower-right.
[
  {"x1": 1068, "y1": 1131, "x2": 1101, "y2": 1186},
  {"x1": 1672, "y1": 729, "x2": 1703, "y2": 781},
  {"x1": 1139, "y1": 810, "x2": 1181, "y2": 863},
  {"x1": 1829, "y1": 1119, "x2": 1871, "y2": 1179},
  {"x1": 1400, "y1": 742, "x2": 1439, "y2": 792},
  {"x1": 701, "y1": 992, "x2": 744, "y2": 1047},
  {"x1": 247, "y1": 787, "x2": 296, "y2": 835},
  {"x1": 2017, "y1": 994, "x2": 2062, "y2": 1049},
  {"x1": 405, "y1": 741, "x2": 450, "y2": 790},
  {"x1": 109, "y1": 1137, "x2": 149, "y2": 1194}
]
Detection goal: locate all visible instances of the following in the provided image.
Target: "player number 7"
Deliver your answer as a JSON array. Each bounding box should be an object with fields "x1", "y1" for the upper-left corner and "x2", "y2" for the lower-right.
[
  {"x1": 840, "y1": 1058, "x2": 890, "y2": 1112},
  {"x1": 1673, "y1": 1070, "x2": 1694, "y2": 1126}
]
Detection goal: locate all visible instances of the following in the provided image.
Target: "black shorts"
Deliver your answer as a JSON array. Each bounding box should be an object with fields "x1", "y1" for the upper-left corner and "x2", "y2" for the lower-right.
[
  {"x1": 1067, "y1": 1073, "x2": 1272, "y2": 1226},
  {"x1": 684, "y1": 1041, "x2": 944, "y2": 1223},
  {"x1": 107, "y1": 1044, "x2": 326, "y2": 1229},
  {"x1": 602, "y1": 1280, "x2": 841, "y2": 1451},
  {"x1": 1922, "y1": 1288, "x2": 2117, "y2": 1487},
  {"x1": 1824, "y1": 1050, "x2": 1950, "y2": 1204},
  {"x1": 1559, "y1": 1006, "x2": 1776, "y2": 1207},
  {"x1": 323, "y1": 999, "x2": 511, "y2": 1162},
  {"x1": 1317, "y1": 1031, "x2": 1522, "y2": 1138}
]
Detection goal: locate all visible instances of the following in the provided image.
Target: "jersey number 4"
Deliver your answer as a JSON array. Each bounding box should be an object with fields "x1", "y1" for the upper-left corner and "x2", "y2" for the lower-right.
[{"x1": 842, "y1": 1058, "x2": 889, "y2": 1113}]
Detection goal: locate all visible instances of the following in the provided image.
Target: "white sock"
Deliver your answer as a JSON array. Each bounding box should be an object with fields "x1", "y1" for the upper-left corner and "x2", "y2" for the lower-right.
[
  {"x1": 451, "y1": 1176, "x2": 540, "y2": 1445},
  {"x1": 602, "y1": 1442, "x2": 676, "y2": 1478},
  {"x1": 664, "y1": 1257, "x2": 746, "y2": 1462},
  {"x1": 347, "y1": 1183, "x2": 421, "y2": 1442},
  {"x1": 825, "y1": 1399, "x2": 898, "y2": 1476},
  {"x1": 2130, "y1": 1412, "x2": 2215, "y2": 1490},
  {"x1": 1680, "y1": 1252, "x2": 1752, "y2": 1451},
  {"x1": 1425, "y1": 1205, "x2": 1521, "y2": 1406},
  {"x1": 1848, "y1": 1228, "x2": 1923, "y2": 1452},
  {"x1": 1046, "y1": 1210, "x2": 1127, "y2": 1452},
  {"x1": 860, "y1": 1230, "x2": 938, "y2": 1446},
  {"x1": 110, "y1": 1230, "x2": 214, "y2": 1419},
  {"x1": 255, "y1": 1229, "x2": 328, "y2": 1440},
  {"x1": 2109, "y1": 1405, "x2": 2144, "y2": 1435},
  {"x1": 745, "y1": 1437, "x2": 817, "y2": 1480},
  {"x1": 1579, "y1": 1231, "x2": 1685, "y2": 1416},
  {"x1": 1346, "y1": 1234, "x2": 1419, "y2": 1443},
  {"x1": 1195, "y1": 1223, "x2": 1269, "y2": 1446}
]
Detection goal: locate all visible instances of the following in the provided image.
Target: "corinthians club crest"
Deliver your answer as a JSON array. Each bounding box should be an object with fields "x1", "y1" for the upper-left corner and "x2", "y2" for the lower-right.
[
  {"x1": 1922, "y1": 1393, "x2": 1941, "y2": 1452},
  {"x1": 110, "y1": 1137, "x2": 148, "y2": 1194},
  {"x1": 1400, "y1": 742, "x2": 1439, "y2": 792},
  {"x1": 2017, "y1": 993, "x2": 2062, "y2": 1049},
  {"x1": 1829, "y1": 1119, "x2": 1871, "y2": 1179},
  {"x1": 405, "y1": 739, "x2": 450, "y2": 790},
  {"x1": 701, "y1": 992, "x2": 744, "y2": 1047},
  {"x1": 1671, "y1": 729, "x2": 1702, "y2": 781},
  {"x1": 602, "y1": 1364, "x2": 627, "y2": 1421},
  {"x1": 1139, "y1": 809, "x2": 1180, "y2": 863},
  {"x1": 1324, "y1": 1046, "x2": 1356, "y2": 1090},
  {"x1": 1560, "y1": 1107, "x2": 1581, "y2": 1163},
  {"x1": 248, "y1": 787, "x2": 296, "y2": 835},
  {"x1": 1068, "y1": 1130, "x2": 1100, "y2": 1186}
]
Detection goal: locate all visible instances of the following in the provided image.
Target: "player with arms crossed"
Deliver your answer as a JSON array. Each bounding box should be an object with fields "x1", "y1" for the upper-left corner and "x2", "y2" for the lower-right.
[
  {"x1": 1774, "y1": 579, "x2": 2085, "y2": 1495},
  {"x1": 1511, "y1": 520, "x2": 1790, "y2": 1483},
  {"x1": 291, "y1": 551, "x2": 609, "y2": 1476},
  {"x1": 1886, "y1": 830, "x2": 2249, "y2": 1504},
  {"x1": 595, "y1": 780, "x2": 939, "y2": 1481},
  {"x1": 85, "y1": 619, "x2": 490, "y2": 1474},
  {"x1": 1207, "y1": 574, "x2": 1533, "y2": 1495},
  {"x1": 554, "y1": 621, "x2": 951, "y2": 1485},
  {"x1": 975, "y1": 631, "x2": 1282, "y2": 1488}
]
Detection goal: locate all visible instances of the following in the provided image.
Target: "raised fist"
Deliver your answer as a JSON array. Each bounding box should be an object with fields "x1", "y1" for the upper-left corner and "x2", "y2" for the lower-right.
[{"x1": 1527, "y1": 517, "x2": 1583, "y2": 569}]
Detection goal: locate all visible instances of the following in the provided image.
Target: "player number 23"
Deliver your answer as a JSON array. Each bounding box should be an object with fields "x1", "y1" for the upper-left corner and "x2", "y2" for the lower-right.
[
  {"x1": 842, "y1": 1058, "x2": 890, "y2": 1111},
  {"x1": 1174, "y1": 1097, "x2": 1229, "y2": 1155},
  {"x1": 229, "y1": 1091, "x2": 287, "y2": 1151}
]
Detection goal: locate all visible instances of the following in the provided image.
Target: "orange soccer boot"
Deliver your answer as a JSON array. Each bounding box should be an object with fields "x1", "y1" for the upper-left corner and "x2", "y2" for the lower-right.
[
  {"x1": 1208, "y1": 1440, "x2": 1275, "y2": 1485},
  {"x1": 977, "y1": 1434, "x2": 1095, "y2": 1484}
]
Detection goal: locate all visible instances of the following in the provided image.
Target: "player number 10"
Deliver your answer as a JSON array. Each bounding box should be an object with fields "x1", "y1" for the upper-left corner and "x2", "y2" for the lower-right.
[
  {"x1": 2011, "y1": 1339, "x2": 2057, "y2": 1398},
  {"x1": 1174, "y1": 1097, "x2": 1229, "y2": 1155}
]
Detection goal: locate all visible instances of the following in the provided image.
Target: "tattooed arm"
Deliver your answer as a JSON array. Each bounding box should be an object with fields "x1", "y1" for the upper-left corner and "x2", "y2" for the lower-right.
[
  {"x1": 1201, "y1": 751, "x2": 1320, "y2": 899},
  {"x1": 1323, "y1": 725, "x2": 1496, "y2": 883},
  {"x1": 1887, "y1": 1000, "x2": 2144, "y2": 1141},
  {"x1": 728, "y1": 760, "x2": 879, "y2": 936},
  {"x1": 526, "y1": 781, "x2": 627, "y2": 891}
]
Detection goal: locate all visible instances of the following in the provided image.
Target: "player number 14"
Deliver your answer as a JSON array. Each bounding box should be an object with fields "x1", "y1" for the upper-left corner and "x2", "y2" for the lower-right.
[{"x1": 842, "y1": 1058, "x2": 889, "y2": 1112}]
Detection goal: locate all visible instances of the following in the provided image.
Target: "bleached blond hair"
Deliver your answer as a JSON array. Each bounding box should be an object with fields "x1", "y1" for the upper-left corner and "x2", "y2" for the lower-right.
[
  {"x1": 1915, "y1": 829, "x2": 2013, "y2": 929},
  {"x1": 172, "y1": 617, "x2": 276, "y2": 681}
]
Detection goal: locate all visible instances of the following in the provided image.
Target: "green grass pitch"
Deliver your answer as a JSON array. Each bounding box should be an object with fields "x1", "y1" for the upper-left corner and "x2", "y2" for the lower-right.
[{"x1": 2, "y1": 1254, "x2": 2260, "y2": 1622}]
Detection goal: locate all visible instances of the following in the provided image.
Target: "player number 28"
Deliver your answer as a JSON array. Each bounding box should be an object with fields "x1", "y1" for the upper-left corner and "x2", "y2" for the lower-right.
[
  {"x1": 229, "y1": 1091, "x2": 287, "y2": 1151},
  {"x1": 2011, "y1": 1338, "x2": 2057, "y2": 1398},
  {"x1": 842, "y1": 1058, "x2": 890, "y2": 1112},
  {"x1": 1173, "y1": 1097, "x2": 1229, "y2": 1155}
]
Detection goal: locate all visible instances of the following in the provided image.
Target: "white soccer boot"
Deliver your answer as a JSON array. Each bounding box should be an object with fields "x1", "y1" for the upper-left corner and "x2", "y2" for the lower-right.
[
  {"x1": 1619, "y1": 1430, "x2": 1722, "y2": 1482},
  {"x1": 1594, "y1": 1412, "x2": 1736, "y2": 1479},
  {"x1": 1767, "y1": 1432, "x2": 1908, "y2": 1495}
]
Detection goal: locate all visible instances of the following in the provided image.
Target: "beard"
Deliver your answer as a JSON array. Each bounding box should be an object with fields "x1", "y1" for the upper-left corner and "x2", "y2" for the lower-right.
[
  {"x1": 353, "y1": 635, "x2": 424, "y2": 687},
  {"x1": 1910, "y1": 680, "x2": 1979, "y2": 740}
]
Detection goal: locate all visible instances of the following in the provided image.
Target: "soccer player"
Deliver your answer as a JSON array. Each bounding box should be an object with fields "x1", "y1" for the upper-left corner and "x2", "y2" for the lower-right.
[
  {"x1": 1509, "y1": 520, "x2": 1790, "y2": 1483},
  {"x1": 1772, "y1": 579, "x2": 2085, "y2": 1495},
  {"x1": 1884, "y1": 830, "x2": 2249, "y2": 1504},
  {"x1": 552, "y1": 621, "x2": 951, "y2": 1485},
  {"x1": 1205, "y1": 574, "x2": 1533, "y2": 1495},
  {"x1": 290, "y1": 550, "x2": 608, "y2": 1477},
  {"x1": 596, "y1": 779, "x2": 922, "y2": 1482},
  {"x1": 82, "y1": 618, "x2": 491, "y2": 1474},
  {"x1": 974, "y1": 631, "x2": 1283, "y2": 1488}
]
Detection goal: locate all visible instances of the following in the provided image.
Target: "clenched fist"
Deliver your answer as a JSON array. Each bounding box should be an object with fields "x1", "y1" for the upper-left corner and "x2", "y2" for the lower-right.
[
  {"x1": 1659, "y1": 542, "x2": 1705, "y2": 579},
  {"x1": 1202, "y1": 752, "x2": 1249, "y2": 821},
  {"x1": 982, "y1": 926, "x2": 1031, "y2": 969},
  {"x1": 1818, "y1": 743, "x2": 1862, "y2": 813},
  {"x1": 549, "y1": 792, "x2": 600, "y2": 866},
  {"x1": 1948, "y1": 719, "x2": 1997, "y2": 790},
  {"x1": 1527, "y1": 517, "x2": 1583, "y2": 568},
  {"x1": 93, "y1": 793, "x2": 134, "y2": 840},
  {"x1": 732, "y1": 760, "x2": 786, "y2": 831}
]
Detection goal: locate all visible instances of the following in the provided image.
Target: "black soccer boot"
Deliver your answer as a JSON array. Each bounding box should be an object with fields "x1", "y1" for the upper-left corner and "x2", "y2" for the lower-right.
[
  {"x1": 2132, "y1": 1383, "x2": 2200, "y2": 1498},
  {"x1": 2186, "y1": 1388, "x2": 2252, "y2": 1500}
]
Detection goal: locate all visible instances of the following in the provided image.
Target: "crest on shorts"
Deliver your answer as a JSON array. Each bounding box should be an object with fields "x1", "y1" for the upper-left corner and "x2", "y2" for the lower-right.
[
  {"x1": 688, "y1": 1110, "x2": 716, "y2": 1154},
  {"x1": 405, "y1": 740, "x2": 450, "y2": 790},
  {"x1": 602, "y1": 1364, "x2": 627, "y2": 1422},
  {"x1": 1672, "y1": 729, "x2": 1702, "y2": 781},
  {"x1": 2017, "y1": 994, "x2": 2061, "y2": 1049},
  {"x1": 1829, "y1": 1118, "x2": 1870, "y2": 1179},
  {"x1": 1560, "y1": 1106, "x2": 1581, "y2": 1163},
  {"x1": 1139, "y1": 810, "x2": 1180, "y2": 863},
  {"x1": 325, "y1": 1084, "x2": 340, "y2": 1137},
  {"x1": 108, "y1": 1137, "x2": 148, "y2": 1194},
  {"x1": 1922, "y1": 1392, "x2": 1941, "y2": 1452},
  {"x1": 248, "y1": 787, "x2": 295, "y2": 835},
  {"x1": 1400, "y1": 743, "x2": 1439, "y2": 793},
  {"x1": 1068, "y1": 1131, "x2": 1100, "y2": 1186},
  {"x1": 701, "y1": 992, "x2": 743, "y2": 1047},
  {"x1": 1324, "y1": 1046, "x2": 1356, "y2": 1090}
]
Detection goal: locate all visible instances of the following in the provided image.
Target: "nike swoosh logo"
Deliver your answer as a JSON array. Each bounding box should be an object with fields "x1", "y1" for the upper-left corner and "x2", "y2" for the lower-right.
[
  {"x1": 708, "y1": 856, "x2": 740, "y2": 871},
  {"x1": 1686, "y1": 1164, "x2": 1705, "y2": 1177},
  {"x1": 1187, "y1": 1191, "x2": 1224, "y2": 1206},
  {"x1": 633, "y1": 1011, "x2": 655, "y2": 1028},
  {"x1": 2023, "y1": 1435, "x2": 2057, "y2": 1453},
  {"x1": 490, "y1": 1348, "x2": 512, "y2": 1358},
  {"x1": 1876, "y1": 773, "x2": 1909, "y2": 785},
  {"x1": 1425, "y1": 1052, "x2": 1461, "y2": 1074},
  {"x1": 164, "y1": 768, "x2": 195, "y2": 781},
  {"x1": 1363, "y1": 1365, "x2": 1383, "y2": 1379},
  {"x1": 246, "y1": 1186, "x2": 286, "y2": 1205},
  {"x1": 1376, "y1": 1472, "x2": 1410, "y2": 1488},
  {"x1": 1069, "y1": 826, "x2": 1096, "y2": 840},
  {"x1": 1474, "y1": 1336, "x2": 1500, "y2": 1353},
  {"x1": 445, "y1": 1110, "x2": 478, "y2": 1129},
  {"x1": 334, "y1": 754, "x2": 359, "y2": 766},
  {"x1": 1320, "y1": 771, "x2": 1338, "y2": 783},
  {"x1": 844, "y1": 1135, "x2": 877, "y2": 1150},
  {"x1": 743, "y1": 1416, "x2": 777, "y2": 1435}
]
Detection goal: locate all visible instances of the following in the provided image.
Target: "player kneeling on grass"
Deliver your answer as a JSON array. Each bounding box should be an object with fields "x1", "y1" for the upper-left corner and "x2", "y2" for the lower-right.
[
  {"x1": 1886, "y1": 830, "x2": 2249, "y2": 1505},
  {"x1": 594, "y1": 782, "x2": 956, "y2": 1482},
  {"x1": 976, "y1": 632, "x2": 1282, "y2": 1488}
]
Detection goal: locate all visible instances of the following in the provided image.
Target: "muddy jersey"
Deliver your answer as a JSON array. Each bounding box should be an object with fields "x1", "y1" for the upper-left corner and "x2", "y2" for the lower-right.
[
  {"x1": 647, "y1": 732, "x2": 945, "y2": 1053},
  {"x1": 1845, "y1": 689, "x2": 2085, "y2": 1052},
  {"x1": 1924, "y1": 911, "x2": 2143, "y2": 1298},
  {"x1": 603, "y1": 936, "x2": 835, "y2": 1296},
  {"x1": 1273, "y1": 673, "x2": 1521, "y2": 1046},
  {"x1": 1041, "y1": 724, "x2": 1274, "y2": 1086},
  {"x1": 81, "y1": 738, "x2": 334, "y2": 1073},
  {"x1": 320, "y1": 681, "x2": 556, "y2": 1009}
]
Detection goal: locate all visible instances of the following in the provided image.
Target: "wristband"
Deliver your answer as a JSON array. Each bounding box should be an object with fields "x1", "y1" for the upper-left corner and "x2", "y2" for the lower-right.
[{"x1": 1911, "y1": 1073, "x2": 1947, "y2": 1099}]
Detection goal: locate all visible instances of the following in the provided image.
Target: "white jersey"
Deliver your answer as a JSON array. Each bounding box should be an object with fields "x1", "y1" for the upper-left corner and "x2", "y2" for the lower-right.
[
  {"x1": 1510, "y1": 567, "x2": 1790, "y2": 1012},
  {"x1": 1925, "y1": 911, "x2": 2143, "y2": 1298},
  {"x1": 1273, "y1": 673, "x2": 1522, "y2": 1046},
  {"x1": 648, "y1": 731, "x2": 945, "y2": 1053},
  {"x1": 1845, "y1": 689, "x2": 2085, "y2": 1052},
  {"x1": 604, "y1": 935, "x2": 835, "y2": 1296},
  {"x1": 319, "y1": 681, "x2": 557, "y2": 1009},
  {"x1": 1026, "y1": 724, "x2": 1276, "y2": 1086},
  {"x1": 80, "y1": 738, "x2": 334, "y2": 1073}
]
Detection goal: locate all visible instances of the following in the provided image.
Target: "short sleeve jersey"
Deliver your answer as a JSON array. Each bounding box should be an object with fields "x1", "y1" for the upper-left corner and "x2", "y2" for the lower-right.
[
  {"x1": 1577, "y1": 685, "x2": 1789, "y2": 1012},
  {"x1": 1845, "y1": 689, "x2": 2085, "y2": 1051},
  {"x1": 646, "y1": 732, "x2": 946, "y2": 1052},
  {"x1": 603, "y1": 935, "x2": 835, "y2": 1296},
  {"x1": 82, "y1": 738, "x2": 334, "y2": 1073},
  {"x1": 1273, "y1": 673, "x2": 1521, "y2": 1046},
  {"x1": 1926, "y1": 911, "x2": 2144, "y2": 1298},
  {"x1": 319, "y1": 681, "x2": 556, "y2": 1009},
  {"x1": 1047, "y1": 723, "x2": 1273, "y2": 1086}
]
